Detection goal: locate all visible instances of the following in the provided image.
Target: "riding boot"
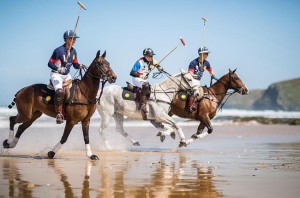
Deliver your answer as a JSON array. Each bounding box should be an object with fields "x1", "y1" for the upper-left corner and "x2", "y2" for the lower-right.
[
  {"x1": 139, "y1": 94, "x2": 148, "y2": 114},
  {"x1": 187, "y1": 96, "x2": 196, "y2": 114},
  {"x1": 54, "y1": 88, "x2": 65, "y2": 124}
]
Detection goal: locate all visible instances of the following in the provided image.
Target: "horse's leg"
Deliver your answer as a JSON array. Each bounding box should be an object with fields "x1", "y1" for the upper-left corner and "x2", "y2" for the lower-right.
[
  {"x1": 155, "y1": 112, "x2": 186, "y2": 146},
  {"x1": 4, "y1": 112, "x2": 42, "y2": 148},
  {"x1": 82, "y1": 119, "x2": 99, "y2": 160},
  {"x1": 151, "y1": 121, "x2": 175, "y2": 142},
  {"x1": 185, "y1": 117, "x2": 212, "y2": 146},
  {"x1": 186, "y1": 122, "x2": 208, "y2": 145},
  {"x1": 98, "y1": 111, "x2": 112, "y2": 149},
  {"x1": 48, "y1": 121, "x2": 75, "y2": 159},
  {"x1": 114, "y1": 113, "x2": 140, "y2": 146}
]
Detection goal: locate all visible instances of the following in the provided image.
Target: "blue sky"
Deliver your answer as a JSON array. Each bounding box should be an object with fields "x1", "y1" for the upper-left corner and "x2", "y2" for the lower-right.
[{"x1": 0, "y1": 0, "x2": 299, "y2": 105}]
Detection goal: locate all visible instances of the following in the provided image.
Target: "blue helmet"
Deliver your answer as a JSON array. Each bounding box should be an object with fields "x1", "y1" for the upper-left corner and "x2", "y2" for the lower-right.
[
  {"x1": 63, "y1": 30, "x2": 80, "y2": 39},
  {"x1": 143, "y1": 48, "x2": 155, "y2": 57},
  {"x1": 198, "y1": 46, "x2": 210, "y2": 54}
]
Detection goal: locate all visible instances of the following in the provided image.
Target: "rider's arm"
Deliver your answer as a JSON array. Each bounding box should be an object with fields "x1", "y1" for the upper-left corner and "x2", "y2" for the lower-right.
[
  {"x1": 48, "y1": 50, "x2": 59, "y2": 71},
  {"x1": 130, "y1": 60, "x2": 141, "y2": 77},
  {"x1": 188, "y1": 61, "x2": 198, "y2": 79},
  {"x1": 72, "y1": 50, "x2": 81, "y2": 69},
  {"x1": 204, "y1": 61, "x2": 214, "y2": 76}
]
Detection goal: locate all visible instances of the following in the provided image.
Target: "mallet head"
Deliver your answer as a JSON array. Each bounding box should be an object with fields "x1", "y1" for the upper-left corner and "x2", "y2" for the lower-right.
[
  {"x1": 180, "y1": 37, "x2": 186, "y2": 47},
  {"x1": 77, "y1": 1, "x2": 87, "y2": 10}
]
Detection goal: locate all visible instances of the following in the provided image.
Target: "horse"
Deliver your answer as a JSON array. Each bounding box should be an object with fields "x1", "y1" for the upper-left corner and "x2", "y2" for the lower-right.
[
  {"x1": 169, "y1": 68, "x2": 248, "y2": 146},
  {"x1": 109, "y1": 69, "x2": 248, "y2": 147},
  {"x1": 96, "y1": 70, "x2": 201, "y2": 148},
  {"x1": 3, "y1": 50, "x2": 117, "y2": 160}
]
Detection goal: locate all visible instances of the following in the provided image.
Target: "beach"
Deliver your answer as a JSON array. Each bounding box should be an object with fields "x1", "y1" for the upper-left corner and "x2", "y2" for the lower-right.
[{"x1": 1, "y1": 122, "x2": 300, "y2": 198}]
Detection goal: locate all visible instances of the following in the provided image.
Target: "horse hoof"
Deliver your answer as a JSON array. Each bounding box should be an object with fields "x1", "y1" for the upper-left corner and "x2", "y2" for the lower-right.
[
  {"x1": 90, "y1": 155, "x2": 99, "y2": 160},
  {"x1": 3, "y1": 139, "x2": 10, "y2": 148},
  {"x1": 160, "y1": 135, "x2": 166, "y2": 142},
  {"x1": 133, "y1": 142, "x2": 140, "y2": 146},
  {"x1": 170, "y1": 132, "x2": 176, "y2": 139},
  {"x1": 48, "y1": 151, "x2": 55, "y2": 159},
  {"x1": 179, "y1": 141, "x2": 187, "y2": 147},
  {"x1": 156, "y1": 131, "x2": 162, "y2": 136},
  {"x1": 191, "y1": 134, "x2": 198, "y2": 139}
]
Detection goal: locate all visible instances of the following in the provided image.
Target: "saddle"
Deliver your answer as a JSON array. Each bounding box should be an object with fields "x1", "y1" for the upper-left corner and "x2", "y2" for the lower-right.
[{"x1": 122, "y1": 82, "x2": 150, "y2": 102}]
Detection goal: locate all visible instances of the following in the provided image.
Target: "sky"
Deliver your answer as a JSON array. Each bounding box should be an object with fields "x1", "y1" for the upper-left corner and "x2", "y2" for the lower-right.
[{"x1": 0, "y1": 0, "x2": 299, "y2": 105}]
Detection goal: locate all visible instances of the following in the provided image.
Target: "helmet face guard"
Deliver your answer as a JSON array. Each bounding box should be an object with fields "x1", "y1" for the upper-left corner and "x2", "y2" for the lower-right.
[
  {"x1": 64, "y1": 30, "x2": 80, "y2": 39},
  {"x1": 143, "y1": 48, "x2": 155, "y2": 57}
]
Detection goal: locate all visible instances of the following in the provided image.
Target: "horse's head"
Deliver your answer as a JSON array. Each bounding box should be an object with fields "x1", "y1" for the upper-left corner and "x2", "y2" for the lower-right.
[
  {"x1": 221, "y1": 69, "x2": 249, "y2": 95},
  {"x1": 91, "y1": 50, "x2": 117, "y2": 83},
  {"x1": 180, "y1": 69, "x2": 200, "y2": 98}
]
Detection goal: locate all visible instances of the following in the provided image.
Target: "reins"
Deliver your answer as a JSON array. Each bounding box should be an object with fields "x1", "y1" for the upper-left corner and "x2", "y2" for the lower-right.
[{"x1": 69, "y1": 59, "x2": 110, "y2": 104}]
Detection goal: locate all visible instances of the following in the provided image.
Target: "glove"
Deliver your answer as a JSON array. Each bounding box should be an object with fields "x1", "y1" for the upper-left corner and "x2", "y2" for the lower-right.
[
  {"x1": 211, "y1": 75, "x2": 218, "y2": 80},
  {"x1": 157, "y1": 65, "x2": 164, "y2": 72},
  {"x1": 57, "y1": 67, "x2": 66, "y2": 74},
  {"x1": 80, "y1": 64, "x2": 86, "y2": 69},
  {"x1": 140, "y1": 73, "x2": 147, "y2": 80}
]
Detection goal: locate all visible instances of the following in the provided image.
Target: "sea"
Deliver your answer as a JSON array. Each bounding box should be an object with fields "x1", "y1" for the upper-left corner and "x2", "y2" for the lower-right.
[{"x1": 1, "y1": 106, "x2": 300, "y2": 129}]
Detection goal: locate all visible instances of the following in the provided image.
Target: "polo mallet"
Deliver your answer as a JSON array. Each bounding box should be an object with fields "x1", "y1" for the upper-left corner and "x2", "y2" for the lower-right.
[
  {"x1": 200, "y1": 17, "x2": 207, "y2": 64},
  {"x1": 67, "y1": 1, "x2": 87, "y2": 59},
  {"x1": 158, "y1": 37, "x2": 186, "y2": 66},
  {"x1": 147, "y1": 37, "x2": 186, "y2": 78}
]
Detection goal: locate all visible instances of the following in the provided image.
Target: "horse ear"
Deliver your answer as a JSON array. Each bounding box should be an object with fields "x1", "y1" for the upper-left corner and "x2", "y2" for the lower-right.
[
  {"x1": 102, "y1": 51, "x2": 106, "y2": 59},
  {"x1": 96, "y1": 50, "x2": 101, "y2": 59},
  {"x1": 233, "y1": 68, "x2": 237, "y2": 73},
  {"x1": 229, "y1": 68, "x2": 232, "y2": 73}
]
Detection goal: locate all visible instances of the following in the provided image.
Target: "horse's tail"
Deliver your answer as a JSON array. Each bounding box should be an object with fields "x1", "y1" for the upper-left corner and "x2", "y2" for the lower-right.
[{"x1": 8, "y1": 98, "x2": 16, "y2": 109}]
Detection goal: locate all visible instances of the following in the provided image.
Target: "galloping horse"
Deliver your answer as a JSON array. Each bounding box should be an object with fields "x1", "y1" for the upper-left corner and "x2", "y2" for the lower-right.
[
  {"x1": 111, "y1": 69, "x2": 248, "y2": 147},
  {"x1": 169, "y1": 69, "x2": 248, "y2": 146},
  {"x1": 96, "y1": 70, "x2": 200, "y2": 148},
  {"x1": 3, "y1": 50, "x2": 117, "y2": 159}
]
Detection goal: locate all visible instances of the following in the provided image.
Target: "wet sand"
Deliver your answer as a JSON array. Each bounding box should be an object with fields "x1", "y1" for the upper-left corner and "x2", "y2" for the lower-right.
[{"x1": 1, "y1": 124, "x2": 300, "y2": 197}]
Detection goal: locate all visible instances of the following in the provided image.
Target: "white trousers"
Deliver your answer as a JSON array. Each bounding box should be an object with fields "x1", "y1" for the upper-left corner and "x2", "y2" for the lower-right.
[
  {"x1": 132, "y1": 77, "x2": 147, "y2": 88},
  {"x1": 50, "y1": 72, "x2": 72, "y2": 91}
]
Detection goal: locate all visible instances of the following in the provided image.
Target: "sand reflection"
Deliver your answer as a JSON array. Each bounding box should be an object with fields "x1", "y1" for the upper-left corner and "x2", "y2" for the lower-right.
[{"x1": 0, "y1": 152, "x2": 222, "y2": 197}]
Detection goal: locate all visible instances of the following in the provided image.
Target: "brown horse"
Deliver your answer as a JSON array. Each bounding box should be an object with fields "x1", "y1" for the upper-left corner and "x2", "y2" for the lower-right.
[
  {"x1": 3, "y1": 50, "x2": 117, "y2": 159},
  {"x1": 169, "y1": 69, "x2": 248, "y2": 146}
]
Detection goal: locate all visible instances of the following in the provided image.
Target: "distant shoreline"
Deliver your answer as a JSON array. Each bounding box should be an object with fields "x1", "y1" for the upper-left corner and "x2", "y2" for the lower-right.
[{"x1": 214, "y1": 116, "x2": 300, "y2": 125}]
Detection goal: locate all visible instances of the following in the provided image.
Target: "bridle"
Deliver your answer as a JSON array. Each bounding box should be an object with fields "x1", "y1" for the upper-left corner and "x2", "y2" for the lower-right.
[
  {"x1": 84, "y1": 58, "x2": 112, "y2": 81},
  {"x1": 155, "y1": 71, "x2": 198, "y2": 95},
  {"x1": 151, "y1": 71, "x2": 199, "y2": 104},
  {"x1": 217, "y1": 72, "x2": 244, "y2": 94},
  {"x1": 77, "y1": 58, "x2": 114, "y2": 104}
]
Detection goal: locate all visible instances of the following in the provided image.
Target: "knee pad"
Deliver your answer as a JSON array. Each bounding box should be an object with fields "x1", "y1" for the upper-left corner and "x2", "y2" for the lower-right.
[{"x1": 141, "y1": 82, "x2": 151, "y2": 95}]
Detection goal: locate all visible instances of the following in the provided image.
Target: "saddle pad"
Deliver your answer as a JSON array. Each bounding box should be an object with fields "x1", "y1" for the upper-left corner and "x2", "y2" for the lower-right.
[
  {"x1": 122, "y1": 88, "x2": 134, "y2": 101},
  {"x1": 38, "y1": 84, "x2": 55, "y2": 105}
]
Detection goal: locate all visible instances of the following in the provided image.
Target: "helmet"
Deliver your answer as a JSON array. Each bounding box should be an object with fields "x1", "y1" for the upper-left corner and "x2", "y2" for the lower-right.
[
  {"x1": 198, "y1": 46, "x2": 210, "y2": 54},
  {"x1": 143, "y1": 48, "x2": 155, "y2": 57},
  {"x1": 63, "y1": 30, "x2": 80, "y2": 39}
]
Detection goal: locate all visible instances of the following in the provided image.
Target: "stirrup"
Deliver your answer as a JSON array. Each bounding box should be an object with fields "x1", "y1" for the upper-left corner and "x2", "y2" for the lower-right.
[{"x1": 56, "y1": 113, "x2": 64, "y2": 124}]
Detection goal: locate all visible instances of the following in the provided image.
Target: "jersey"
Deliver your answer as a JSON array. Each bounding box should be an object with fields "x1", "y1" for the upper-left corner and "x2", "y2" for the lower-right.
[
  {"x1": 188, "y1": 58, "x2": 212, "y2": 80},
  {"x1": 48, "y1": 44, "x2": 80, "y2": 75}
]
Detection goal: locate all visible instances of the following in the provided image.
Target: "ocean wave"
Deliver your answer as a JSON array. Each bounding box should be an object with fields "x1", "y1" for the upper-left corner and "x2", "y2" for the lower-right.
[{"x1": 1, "y1": 107, "x2": 299, "y2": 128}]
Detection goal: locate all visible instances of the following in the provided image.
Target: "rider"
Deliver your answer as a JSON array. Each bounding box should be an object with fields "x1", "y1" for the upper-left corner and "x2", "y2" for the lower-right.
[
  {"x1": 130, "y1": 48, "x2": 163, "y2": 114},
  {"x1": 48, "y1": 30, "x2": 84, "y2": 124},
  {"x1": 187, "y1": 46, "x2": 216, "y2": 113}
]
